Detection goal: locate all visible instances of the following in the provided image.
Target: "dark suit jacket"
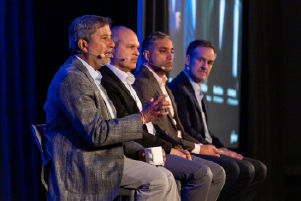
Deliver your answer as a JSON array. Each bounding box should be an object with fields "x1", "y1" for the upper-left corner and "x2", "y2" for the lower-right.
[
  {"x1": 100, "y1": 65, "x2": 181, "y2": 154},
  {"x1": 134, "y1": 65, "x2": 200, "y2": 151},
  {"x1": 43, "y1": 56, "x2": 143, "y2": 201},
  {"x1": 168, "y1": 71, "x2": 224, "y2": 148}
]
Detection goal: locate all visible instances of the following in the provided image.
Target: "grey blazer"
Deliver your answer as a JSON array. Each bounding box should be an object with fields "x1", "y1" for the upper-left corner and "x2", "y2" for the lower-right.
[
  {"x1": 43, "y1": 56, "x2": 143, "y2": 201},
  {"x1": 134, "y1": 65, "x2": 199, "y2": 151}
]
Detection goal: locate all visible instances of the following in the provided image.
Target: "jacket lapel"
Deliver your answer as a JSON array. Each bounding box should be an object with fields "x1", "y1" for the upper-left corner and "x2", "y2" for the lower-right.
[
  {"x1": 180, "y1": 72, "x2": 203, "y2": 115},
  {"x1": 140, "y1": 65, "x2": 178, "y2": 129},
  {"x1": 102, "y1": 66, "x2": 136, "y2": 103},
  {"x1": 73, "y1": 57, "x2": 115, "y2": 118},
  {"x1": 140, "y1": 65, "x2": 164, "y2": 97}
]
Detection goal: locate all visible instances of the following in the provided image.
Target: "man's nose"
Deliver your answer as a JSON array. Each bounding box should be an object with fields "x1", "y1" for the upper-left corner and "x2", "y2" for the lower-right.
[
  {"x1": 108, "y1": 38, "x2": 115, "y2": 48},
  {"x1": 167, "y1": 52, "x2": 173, "y2": 60},
  {"x1": 134, "y1": 48, "x2": 140, "y2": 56},
  {"x1": 201, "y1": 62, "x2": 207, "y2": 69}
]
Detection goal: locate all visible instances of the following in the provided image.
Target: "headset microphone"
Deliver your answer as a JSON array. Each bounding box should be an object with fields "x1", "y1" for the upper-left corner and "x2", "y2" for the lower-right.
[
  {"x1": 74, "y1": 50, "x2": 105, "y2": 59},
  {"x1": 149, "y1": 63, "x2": 167, "y2": 70},
  {"x1": 115, "y1": 56, "x2": 131, "y2": 61},
  {"x1": 96, "y1": 54, "x2": 105, "y2": 59}
]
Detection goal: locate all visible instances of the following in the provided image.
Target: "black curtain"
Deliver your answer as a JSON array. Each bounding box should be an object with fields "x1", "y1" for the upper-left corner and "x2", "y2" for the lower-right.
[
  {"x1": 241, "y1": 0, "x2": 284, "y2": 199},
  {"x1": 242, "y1": 0, "x2": 301, "y2": 201},
  {"x1": 1, "y1": 0, "x2": 138, "y2": 200},
  {"x1": 0, "y1": 0, "x2": 39, "y2": 200},
  {"x1": 143, "y1": 0, "x2": 169, "y2": 37}
]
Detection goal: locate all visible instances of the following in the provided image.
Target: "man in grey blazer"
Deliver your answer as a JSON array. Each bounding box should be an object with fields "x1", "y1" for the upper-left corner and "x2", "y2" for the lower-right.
[{"x1": 43, "y1": 15, "x2": 179, "y2": 201}]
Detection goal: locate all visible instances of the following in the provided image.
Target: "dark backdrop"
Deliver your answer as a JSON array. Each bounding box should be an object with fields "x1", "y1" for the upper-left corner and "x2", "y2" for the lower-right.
[
  {"x1": 34, "y1": 0, "x2": 138, "y2": 123},
  {"x1": 241, "y1": 0, "x2": 301, "y2": 200},
  {"x1": 0, "y1": 0, "x2": 300, "y2": 201}
]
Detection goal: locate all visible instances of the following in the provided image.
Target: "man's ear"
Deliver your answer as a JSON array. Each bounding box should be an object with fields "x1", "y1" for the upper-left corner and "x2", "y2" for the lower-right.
[
  {"x1": 143, "y1": 50, "x2": 150, "y2": 62},
  {"x1": 185, "y1": 54, "x2": 190, "y2": 66},
  {"x1": 77, "y1": 39, "x2": 88, "y2": 53}
]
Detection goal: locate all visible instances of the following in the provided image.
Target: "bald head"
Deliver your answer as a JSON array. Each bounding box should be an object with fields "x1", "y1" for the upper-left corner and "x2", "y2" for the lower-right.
[
  {"x1": 110, "y1": 26, "x2": 140, "y2": 72},
  {"x1": 111, "y1": 26, "x2": 135, "y2": 47}
]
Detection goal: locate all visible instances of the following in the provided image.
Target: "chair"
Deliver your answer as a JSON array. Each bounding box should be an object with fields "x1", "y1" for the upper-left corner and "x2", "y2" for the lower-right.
[
  {"x1": 115, "y1": 188, "x2": 135, "y2": 201},
  {"x1": 31, "y1": 124, "x2": 135, "y2": 200},
  {"x1": 31, "y1": 124, "x2": 50, "y2": 191}
]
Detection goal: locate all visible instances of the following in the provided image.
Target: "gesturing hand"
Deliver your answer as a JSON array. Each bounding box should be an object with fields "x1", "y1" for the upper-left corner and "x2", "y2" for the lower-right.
[{"x1": 139, "y1": 95, "x2": 170, "y2": 124}]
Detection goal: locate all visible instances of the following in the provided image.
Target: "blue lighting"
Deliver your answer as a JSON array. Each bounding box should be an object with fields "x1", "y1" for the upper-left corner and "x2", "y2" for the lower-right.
[
  {"x1": 192, "y1": 0, "x2": 196, "y2": 30},
  {"x1": 213, "y1": 96, "x2": 224, "y2": 104},
  {"x1": 227, "y1": 88, "x2": 237, "y2": 97},
  {"x1": 230, "y1": 130, "x2": 239, "y2": 144},
  {"x1": 219, "y1": 0, "x2": 225, "y2": 50},
  {"x1": 227, "y1": 98, "x2": 239, "y2": 106},
  {"x1": 201, "y1": 83, "x2": 208, "y2": 93},
  {"x1": 232, "y1": 0, "x2": 240, "y2": 78},
  {"x1": 206, "y1": 95, "x2": 212, "y2": 102},
  {"x1": 213, "y1": 85, "x2": 224, "y2": 96}
]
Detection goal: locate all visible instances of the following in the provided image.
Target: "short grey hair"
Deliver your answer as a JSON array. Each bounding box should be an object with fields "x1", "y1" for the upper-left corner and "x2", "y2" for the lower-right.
[{"x1": 68, "y1": 15, "x2": 112, "y2": 55}]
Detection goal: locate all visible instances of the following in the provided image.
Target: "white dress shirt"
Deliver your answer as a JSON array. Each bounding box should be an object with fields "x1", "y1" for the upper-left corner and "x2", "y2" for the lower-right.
[
  {"x1": 145, "y1": 65, "x2": 202, "y2": 153},
  {"x1": 184, "y1": 71, "x2": 213, "y2": 143},
  {"x1": 76, "y1": 56, "x2": 115, "y2": 118},
  {"x1": 107, "y1": 64, "x2": 155, "y2": 135}
]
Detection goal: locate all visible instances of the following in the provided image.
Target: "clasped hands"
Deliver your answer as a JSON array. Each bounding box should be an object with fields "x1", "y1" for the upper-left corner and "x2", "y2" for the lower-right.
[{"x1": 139, "y1": 95, "x2": 170, "y2": 124}]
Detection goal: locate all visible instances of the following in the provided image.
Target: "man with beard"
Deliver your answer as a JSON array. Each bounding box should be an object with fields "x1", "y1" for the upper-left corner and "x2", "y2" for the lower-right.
[
  {"x1": 134, "y1": 32, "x2": 266, "y2": 201},
  {"x1": 43, "y1": 16, "x2": 179, "y2": 201}
]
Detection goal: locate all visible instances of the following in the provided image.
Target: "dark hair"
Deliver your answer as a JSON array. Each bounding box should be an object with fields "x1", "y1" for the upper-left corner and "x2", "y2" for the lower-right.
[
  {"x1": 141, "y1": 31, "x2": 169, "y2": 53},
  {"x1": 186, "y1": 40, "x2": 216, "y2": 57},
  {"x1": 68, "y1": 15, "x2": 112, "y2": 55}
]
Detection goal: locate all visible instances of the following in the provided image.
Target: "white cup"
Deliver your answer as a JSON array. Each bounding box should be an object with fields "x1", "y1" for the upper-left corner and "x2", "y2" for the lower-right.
[{"x1": 144, "y1": 146, "x2": 164, "y2": 166}]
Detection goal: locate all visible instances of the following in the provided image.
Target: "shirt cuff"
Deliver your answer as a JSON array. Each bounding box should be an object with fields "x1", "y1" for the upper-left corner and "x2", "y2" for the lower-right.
[{"x1": 191, "y1": 143, "x2": 203, "y2": 154}]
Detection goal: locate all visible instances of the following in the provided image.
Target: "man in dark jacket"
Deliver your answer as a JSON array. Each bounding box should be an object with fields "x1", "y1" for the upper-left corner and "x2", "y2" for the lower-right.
[{"x1": 169, "y1": 40, "x2": 267, "y2": 200}]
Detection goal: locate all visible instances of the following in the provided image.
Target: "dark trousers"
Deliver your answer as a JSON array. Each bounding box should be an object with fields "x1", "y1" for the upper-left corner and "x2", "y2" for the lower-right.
[{"x1": 192, "y1": 154, "x2": 267, "y2": 201}]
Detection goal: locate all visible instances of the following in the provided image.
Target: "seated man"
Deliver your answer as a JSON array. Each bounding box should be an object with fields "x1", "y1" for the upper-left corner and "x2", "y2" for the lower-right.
[
  {"x1": 168, "y1": 40, "x2": 267, "y2": 200},
  {"x1": 134, "y1": 32, "x2": 266, "y2": 200},
  {"x1": 100, "y1": 25, "x2": 226, "y2": 201},
  {"x1": 43, "y1": 15, "x2": 179, "y2": 201}
]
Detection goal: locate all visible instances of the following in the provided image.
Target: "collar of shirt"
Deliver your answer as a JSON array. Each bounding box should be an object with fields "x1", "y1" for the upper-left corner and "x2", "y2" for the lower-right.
[
  {"x1": 184, "y1": 70, "x2": 203, "y2": 99},
  {"x1": 76, "y1": 56, "x2": 116, "y2": 118},
  {"x1": 76, "y1": 55, "x2": 102, "y2": 85},
  {"x1": 145, "y1": 64, "x2": 167, "y2": 87},
  {"x1": 107, "y1": 64, "x2": 135, "y2": 85}
]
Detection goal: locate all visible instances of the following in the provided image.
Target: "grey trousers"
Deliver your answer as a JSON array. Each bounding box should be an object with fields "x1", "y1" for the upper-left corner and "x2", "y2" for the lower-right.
[
  {"x1": 164, "y1": 154, "x2": 226, "y2": 201},
  {"x1": 120, "y1": 157, "x2": 180, "y2": 201}
]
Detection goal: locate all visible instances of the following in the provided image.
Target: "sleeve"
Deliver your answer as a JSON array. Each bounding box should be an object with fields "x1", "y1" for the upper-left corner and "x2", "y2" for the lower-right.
[
  {"x1": 133, "y1": 77, "x2": 155, "y2": 105},
  {"x1": 101, "y1": 80, "x2": 131, "y2": 118},
  {"x1": 135, "y1": 130, "x2": 173, "y2": 154},
  {"x1": 58, "y1": 73, "x2": 143, "y2": 148},
  {"x1": 123, "y1": 141, "x2": 144, "y2": 159}
]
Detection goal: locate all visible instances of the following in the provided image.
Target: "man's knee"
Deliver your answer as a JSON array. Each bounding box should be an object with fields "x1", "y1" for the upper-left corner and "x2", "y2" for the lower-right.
[
  {"x1": 239, "y1": 160, "x2": 256, "y2": 184},
  {"x1": 223, "y1": 158, "x2": 240, "y2": 181},
  {"x1": 151, "y1": 167, "x2": 175, "y2": 190},
  {"x1": 214, "y1": 165, "x2": 226, "y2": 185},
  {"x1": 254, "y1": 160, "x2": 267, "y2": 183},
  {"x1": 193, "y1": 165, "x2": 213, "y2": 184}
]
